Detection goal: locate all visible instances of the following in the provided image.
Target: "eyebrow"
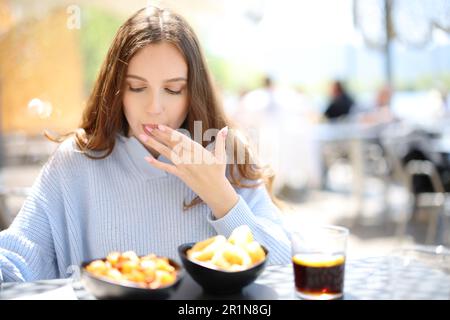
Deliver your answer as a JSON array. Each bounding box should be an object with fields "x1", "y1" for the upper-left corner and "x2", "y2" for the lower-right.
[{"x1": 126, "y1": 74, "x2": 187, "y2": 83}]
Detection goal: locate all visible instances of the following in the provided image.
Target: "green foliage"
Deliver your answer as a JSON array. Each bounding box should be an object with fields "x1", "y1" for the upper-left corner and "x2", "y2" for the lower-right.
[
  {"x1": 206, "y1": 54, "x2": 265, "y2": 93},
  {"x1": 395, "y1": 73, "x2": 450, "y2": 92},
  {"x1": 79, "y1": 6, "x2": 123, "y2": 96}
]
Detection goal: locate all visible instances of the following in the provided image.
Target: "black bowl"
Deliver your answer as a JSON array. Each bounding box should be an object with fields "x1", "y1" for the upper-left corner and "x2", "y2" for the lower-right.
[
  {"x1": 178, "y1": 242, "x2": 268, "y2": 294},
  {"x1": 81, "y1": 257, "x2": 184, "y2": 300}
]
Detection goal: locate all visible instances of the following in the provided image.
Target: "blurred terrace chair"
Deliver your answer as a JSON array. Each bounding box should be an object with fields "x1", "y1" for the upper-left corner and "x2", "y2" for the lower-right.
[
  {"x1": 380, "y1": 123, "x2": 450, "y2": 245},
  {"x1": 403, "y1": 160, "x2": 450, "y2": 245}
]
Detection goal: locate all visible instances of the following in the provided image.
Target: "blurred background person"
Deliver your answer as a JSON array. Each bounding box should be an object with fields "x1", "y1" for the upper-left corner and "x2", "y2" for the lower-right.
[
  {"x1": 360, "y1": 85, "x2": 396, "y2": 125},
  {"x1": 323, "y1": 80, "x2": 355, "y2": 121},
  {"x1": 236, "y1": 75, "x2": 281, "y2": 129}
]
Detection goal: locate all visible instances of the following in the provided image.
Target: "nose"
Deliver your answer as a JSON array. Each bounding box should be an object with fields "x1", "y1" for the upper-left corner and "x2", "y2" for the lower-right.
[{"x1": 145, "y1": 91, "x2": 163, "y2": 115}]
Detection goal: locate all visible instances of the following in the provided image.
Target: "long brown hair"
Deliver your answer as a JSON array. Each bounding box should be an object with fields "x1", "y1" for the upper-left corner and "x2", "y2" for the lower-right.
[{"x1": 47, "y1": 6, "x2": 285, "y2": 211}]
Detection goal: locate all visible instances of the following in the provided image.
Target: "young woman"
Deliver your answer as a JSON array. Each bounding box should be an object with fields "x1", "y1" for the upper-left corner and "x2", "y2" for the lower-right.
[{"x1": 0, "y1": 6, "x2": 291, "y2": 282}]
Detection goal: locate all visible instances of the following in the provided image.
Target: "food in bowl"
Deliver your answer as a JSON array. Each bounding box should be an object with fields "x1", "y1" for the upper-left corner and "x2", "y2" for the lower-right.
[
  {"x1": 85, "y1": 251, "x2": 178, "y2": 289},
  {"x1": 187, "y1": 225, "x2": 266, "y2": 272}
]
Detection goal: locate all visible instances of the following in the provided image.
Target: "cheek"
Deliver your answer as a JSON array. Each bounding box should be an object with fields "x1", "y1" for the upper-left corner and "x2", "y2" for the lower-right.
[
  {"x1": 123, "y1": 93, "x2": 138, "y2": 112},
  {"x1": 166, "y1": 98, "x2": 188, "y2": 125},
  {"x1": 122, "y1": 97, "x2": 138, "y2": 128}
]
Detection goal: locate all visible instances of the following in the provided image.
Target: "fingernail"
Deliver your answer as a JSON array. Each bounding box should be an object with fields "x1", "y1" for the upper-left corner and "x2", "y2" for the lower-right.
[
  {"x1": 221, "y1": 126, "x2": 228, "y2": 137},
  {"x1": 145, "y1": 125, "x2": 153, "y2": 133},
  {"x1": 138, "y1": 134, "x2": 148, "y2": 142},
  {"x1": 145, "y1": 156, "x2": 154, "y2": 162},
  {"x1": 158, "y1": 124, "x2": 166, "y2": 132}
]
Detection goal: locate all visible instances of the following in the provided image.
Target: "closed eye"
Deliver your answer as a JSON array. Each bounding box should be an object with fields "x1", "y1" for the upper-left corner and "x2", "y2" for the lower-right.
[
  {"x1": 165, "y1": 88, "x2": 183, "y2": 95},
  {"x1": 129, "y1": 86, "x2": 146, "y2": 93}
]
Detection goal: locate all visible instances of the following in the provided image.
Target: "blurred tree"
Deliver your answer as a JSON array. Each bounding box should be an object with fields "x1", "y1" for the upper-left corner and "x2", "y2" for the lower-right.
[
  {"x1": 354, "y1": 0, "x2": 450, "y2": 88},
  {"x1": 0, "y1": 0, "x2": 14, "y2": 167},
  {"x1": 207, "y1": 53, "x2": 265, "y2": 94},
  {"x1": 0, "y1": 6, "x2": 83, "y2": 135},
  {"x1": 79, "y1": 5, "x2": 123, "y2": 97},
  {"x1": 0, "y1": 0, "x2": 14, "y2": 34}
]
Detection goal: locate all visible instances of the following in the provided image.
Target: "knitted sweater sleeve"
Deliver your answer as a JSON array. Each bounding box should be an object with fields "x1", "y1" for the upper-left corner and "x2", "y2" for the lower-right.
[
  {"x1": 0, "y1": 155, "x2": 62, "y2": 282},
  {"x1": 206, "y1": 181, "x2": 292, "y2": 265}
]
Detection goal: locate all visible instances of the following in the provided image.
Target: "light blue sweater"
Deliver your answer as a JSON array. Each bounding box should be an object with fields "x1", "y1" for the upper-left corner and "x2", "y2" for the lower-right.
[{"x1": 0, "y1": 134, "x2": 291, "y2": 282}]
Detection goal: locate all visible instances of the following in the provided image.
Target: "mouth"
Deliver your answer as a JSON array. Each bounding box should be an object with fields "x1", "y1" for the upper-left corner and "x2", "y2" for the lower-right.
[{"x1": 142, "y1": 123, "x2": 159, "y2": 136}]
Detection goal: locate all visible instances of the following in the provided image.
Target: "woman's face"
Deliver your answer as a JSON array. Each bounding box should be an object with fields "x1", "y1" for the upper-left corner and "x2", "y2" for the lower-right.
[{"x1": 123, "y1": 42, "x2": 189, "y2": 156}]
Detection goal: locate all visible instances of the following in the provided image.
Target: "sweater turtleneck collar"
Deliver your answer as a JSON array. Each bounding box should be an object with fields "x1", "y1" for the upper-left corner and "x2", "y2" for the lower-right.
[{"x1": 117, "y1": 133, "x2": 170, "y2": 179}]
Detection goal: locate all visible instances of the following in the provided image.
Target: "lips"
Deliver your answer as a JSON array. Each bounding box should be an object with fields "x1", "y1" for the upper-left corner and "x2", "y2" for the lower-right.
[{"x1": 142, "y1": 123, "x2": 159, "y2": 136}]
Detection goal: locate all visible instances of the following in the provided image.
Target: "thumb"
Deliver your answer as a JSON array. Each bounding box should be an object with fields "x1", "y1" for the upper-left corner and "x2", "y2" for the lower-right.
[{"x1": 214, "y1": 126, "x2": 228, "y2": 165}]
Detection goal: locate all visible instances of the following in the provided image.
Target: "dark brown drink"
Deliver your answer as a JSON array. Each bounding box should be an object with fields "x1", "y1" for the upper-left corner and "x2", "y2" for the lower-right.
[{"x1": 292, "y1": 253, "x2": 345, "y2": 299}]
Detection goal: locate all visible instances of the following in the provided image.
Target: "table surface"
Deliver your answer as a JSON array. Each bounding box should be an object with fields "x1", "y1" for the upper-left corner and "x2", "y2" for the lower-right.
[{"x1": 1, "y1": 256, "x2": 449, "y2": 300}]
